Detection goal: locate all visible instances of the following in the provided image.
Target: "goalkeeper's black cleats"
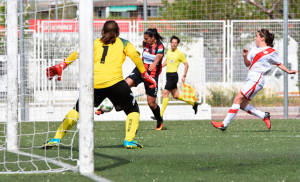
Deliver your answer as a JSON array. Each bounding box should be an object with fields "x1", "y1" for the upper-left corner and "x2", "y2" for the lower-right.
[
  {"x1": 193, "y1": 102, "x2": 198, "y2": 114},
  {"x1": 124, "y1": 140, "x2": 143, "y2": 149},
  {"x1": 41, "y1": 138, "x2": 60, "y2": 149}
]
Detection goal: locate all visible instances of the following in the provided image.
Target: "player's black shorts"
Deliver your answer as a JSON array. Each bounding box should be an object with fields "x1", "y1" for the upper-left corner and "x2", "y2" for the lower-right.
[
  {"x1": 127, "y1": 67, "x2": 159, "y2": 97},
  {"x1": 164, "y1": 72, "x2": 178, "y2": 91},
  {"x1": 74, "y1": 80, "x2": 139, "y2": 115}
]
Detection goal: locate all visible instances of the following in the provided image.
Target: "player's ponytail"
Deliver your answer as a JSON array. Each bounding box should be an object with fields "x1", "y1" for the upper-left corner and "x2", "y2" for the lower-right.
[
  {"x1": 258, "y1": 29, "x2": 275, "y2": 47},
  {"x1": 144, "y1": 28, "x2": 165, "y2": 43},
  {"x1": 101, "y1": 20, "x2": 120, "y2": 44}
]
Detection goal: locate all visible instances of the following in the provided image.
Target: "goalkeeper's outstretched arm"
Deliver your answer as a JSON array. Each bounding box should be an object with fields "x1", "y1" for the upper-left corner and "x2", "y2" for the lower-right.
[{"x1": 46, "y1": 51, "x2": 78, "y2": 81}]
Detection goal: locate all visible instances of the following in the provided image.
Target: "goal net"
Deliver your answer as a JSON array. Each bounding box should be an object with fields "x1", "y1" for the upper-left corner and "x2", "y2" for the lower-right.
[{"x1": 0, "y1": 0, "x2": 81, "y2": 174}]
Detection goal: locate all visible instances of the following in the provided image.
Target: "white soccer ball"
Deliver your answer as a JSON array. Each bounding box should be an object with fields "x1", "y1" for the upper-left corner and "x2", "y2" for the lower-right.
[{"x1": 99, "y1": 98, "x2": 114, "y2": 112}]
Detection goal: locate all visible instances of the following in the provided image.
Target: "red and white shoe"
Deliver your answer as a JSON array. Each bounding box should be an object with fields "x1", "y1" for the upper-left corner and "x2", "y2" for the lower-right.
[
  {"x1": 211, "y1": 121, "x2": 227, "y2": 131},
  {"x1": 263, "y1": 112, "x2": 271, "y2": 130}
]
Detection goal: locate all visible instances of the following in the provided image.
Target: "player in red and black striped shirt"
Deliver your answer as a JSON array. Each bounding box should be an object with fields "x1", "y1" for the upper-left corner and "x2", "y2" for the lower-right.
[{"x1": 126, "y1": 28, "x2": 165, "y2": 130}]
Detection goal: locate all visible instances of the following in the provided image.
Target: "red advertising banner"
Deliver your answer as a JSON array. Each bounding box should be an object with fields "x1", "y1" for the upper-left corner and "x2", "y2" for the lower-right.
[{"x1": 29, "y1": 19, "x2": 132, "y2": 33}]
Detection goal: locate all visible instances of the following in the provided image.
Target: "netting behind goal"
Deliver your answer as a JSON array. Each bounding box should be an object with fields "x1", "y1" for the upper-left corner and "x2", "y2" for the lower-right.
[{"x1": 0, "y1": 1, "x2": 80, "y2": 174}]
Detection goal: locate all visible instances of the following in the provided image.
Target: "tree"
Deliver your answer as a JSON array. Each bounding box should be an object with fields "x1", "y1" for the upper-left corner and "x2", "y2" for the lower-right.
[{"x1": 162, "y1": 0, "x2": 300, "y2": 20}]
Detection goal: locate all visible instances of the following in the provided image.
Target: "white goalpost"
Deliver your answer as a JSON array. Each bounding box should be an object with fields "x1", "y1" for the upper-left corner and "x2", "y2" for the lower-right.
[
  {"x1": 0, "y1": 0, "x2": 101, "y2": 177},
  {"x1": 6, "y1": 0, "x2": 18, "y2": 153},
  {"x1": 78, "y1": 0, "x2": 94, "y2": 175}
]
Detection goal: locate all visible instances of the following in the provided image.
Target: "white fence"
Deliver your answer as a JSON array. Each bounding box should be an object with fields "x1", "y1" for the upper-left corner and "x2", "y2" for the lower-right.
[{"x1": 0, "y1": 19, "x2": 299, "y2": 121}]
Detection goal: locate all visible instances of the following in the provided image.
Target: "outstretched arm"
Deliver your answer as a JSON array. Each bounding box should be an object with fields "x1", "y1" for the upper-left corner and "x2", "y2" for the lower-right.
[
  {"x1": 46, "y1": 51, "x2": 78, "y2": 81},
  {"x1": 278, "y1": 63, "x2": 297, "y2": 74}
]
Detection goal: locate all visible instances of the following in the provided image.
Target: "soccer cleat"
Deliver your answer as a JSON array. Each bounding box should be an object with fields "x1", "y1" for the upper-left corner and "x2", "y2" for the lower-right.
[
  {"x1": 124, "y1": 140, "x2": 143, "y2": 149},
  {"x1": 155, "y1": 122, "x2": 163, "y2": 130},
  {"x1": 263, "y1": 112, "x2": 271, "y2": 130},
  {"x1": 95, "y1": 108, "x2": 104, "y2": 115},
  {"x1": 211, "y1": 121, "x2": 227, "y2": 131},
  {"x1": 41, "y1": 138, "x2": 60, "y2": 149},
  {"x1": 193, "y1": 102, "x2": 198, "y2": 114},
  {"x1": 150, "y1": 116, "x2": 156, "y2": 120}
]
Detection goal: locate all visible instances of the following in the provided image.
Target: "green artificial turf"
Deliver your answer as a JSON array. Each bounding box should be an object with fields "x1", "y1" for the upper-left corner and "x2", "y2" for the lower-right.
[{"x1": 1, "y1": 119, "x2": 300, "y2": 182}]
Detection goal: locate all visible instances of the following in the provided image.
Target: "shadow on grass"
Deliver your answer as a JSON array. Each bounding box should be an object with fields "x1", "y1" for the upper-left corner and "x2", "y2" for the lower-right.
[
  {"x1": 94, "y1": 152, "x2": 130, "y2": 171},
  {"x1": 58, "y1": 145, "x2": 131, "y2": 172}
]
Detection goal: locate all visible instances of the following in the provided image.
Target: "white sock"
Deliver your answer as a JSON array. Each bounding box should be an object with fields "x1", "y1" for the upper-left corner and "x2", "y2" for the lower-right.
[
  {"x1": 243, "y1": 104, "x2": 265, "y2": 119},
  {"x1": 223, "y1": 103, "x2": 240, "y2": 127}
]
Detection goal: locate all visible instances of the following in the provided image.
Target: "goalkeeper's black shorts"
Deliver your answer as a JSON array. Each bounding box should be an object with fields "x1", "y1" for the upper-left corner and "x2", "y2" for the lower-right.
[
  {"x1": 164, "y1": 72, "x2": 178, "y2": 91},
  {"x1": 74, "y1": 80, "x2": 139, "y2": 115}
]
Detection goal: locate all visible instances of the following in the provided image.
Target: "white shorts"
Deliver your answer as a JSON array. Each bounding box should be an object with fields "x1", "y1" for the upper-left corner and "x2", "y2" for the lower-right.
[{"x1": 240, "y1": 71, "x2": 264, "y2": 101}]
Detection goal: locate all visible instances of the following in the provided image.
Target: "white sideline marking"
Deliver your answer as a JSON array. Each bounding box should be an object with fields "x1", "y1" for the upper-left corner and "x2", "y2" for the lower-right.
[
  {"x1": 82, "y1": 173, "x2": 112, "y2": 182},
  {"x1": 0, "y1": 148, "x2": 111, "y2": 182}
]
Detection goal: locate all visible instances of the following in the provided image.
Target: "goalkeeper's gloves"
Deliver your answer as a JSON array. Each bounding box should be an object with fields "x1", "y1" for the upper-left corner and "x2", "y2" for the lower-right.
[
  {"x1": 95, "y1": 108, "x2": 104, "y2": 115},
  {"x1": 141, "y1": 71, "x2": 156, "y2": 89},
  {"x1": 46, "y1": 60, "x2": 67, "y2": 81}
]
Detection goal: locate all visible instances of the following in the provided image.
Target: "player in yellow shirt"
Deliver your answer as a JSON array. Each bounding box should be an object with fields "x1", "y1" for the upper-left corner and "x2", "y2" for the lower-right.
[
  {"x1": 42, "y1": 20, "x2": 156, "y2": 149},
  {"x1": 155, "y1": 36, "x2": 198, "y2": 122}
]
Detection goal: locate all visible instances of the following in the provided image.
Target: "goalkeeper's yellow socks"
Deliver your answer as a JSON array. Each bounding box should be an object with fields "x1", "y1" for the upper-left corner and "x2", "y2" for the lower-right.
[
  {"x1": 54, "y1": 109, "x2": 79, "y2": 140},
  {"x1": 124, "y1": 112, "x2": 140, "y2": 141},
  {"x1": 178, "y1": 94, "x2": 195, "y2": 106},
  {"x1": 160, "y1": 97, "x2": 169, "y2": 117}
]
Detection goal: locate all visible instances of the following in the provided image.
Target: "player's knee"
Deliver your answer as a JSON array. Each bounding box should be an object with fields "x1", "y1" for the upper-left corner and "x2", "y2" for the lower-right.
[
  {"x1": 233, "y1": 93, "x2": 246, "y2": 104},
  {"x1": 148, "y1": 102, "x2": 157, "y2": 109},
  {"x1": 162, "y1": 91, "x2": 169, "y2": 98},
  {"x1": 172, "y1": 92, "x2": 179, "y2": 99}
]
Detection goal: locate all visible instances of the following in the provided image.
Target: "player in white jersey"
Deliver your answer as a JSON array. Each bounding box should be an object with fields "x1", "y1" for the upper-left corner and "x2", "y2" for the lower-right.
[{"x1": 211, "y1": 29, "x2": 296, "y2": 131}]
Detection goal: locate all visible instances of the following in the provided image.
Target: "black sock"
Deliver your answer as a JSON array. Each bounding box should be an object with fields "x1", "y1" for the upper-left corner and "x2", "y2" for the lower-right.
[{"x1": 151, "y1": 105, "x2": 163, "y2": 123}]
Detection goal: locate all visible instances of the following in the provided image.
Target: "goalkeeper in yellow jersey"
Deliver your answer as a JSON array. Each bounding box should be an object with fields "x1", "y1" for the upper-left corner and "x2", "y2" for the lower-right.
[
  {"x1": 42, "y1": 20, "x2": 156, "y2": 149},
  {"x1": 152, "y1": 36, "x2": 198, "y2": 122}
]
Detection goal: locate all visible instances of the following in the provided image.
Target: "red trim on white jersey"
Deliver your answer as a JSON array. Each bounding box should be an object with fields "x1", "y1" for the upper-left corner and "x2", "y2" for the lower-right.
[{"x1": 249, "y1": 47, "x2": 275, "y2": 70}]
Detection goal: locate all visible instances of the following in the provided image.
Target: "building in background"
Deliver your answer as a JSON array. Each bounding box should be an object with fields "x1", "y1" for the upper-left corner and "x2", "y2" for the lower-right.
[{"x1": 34, "y1": 0, "x2": 166, "y2": 19}]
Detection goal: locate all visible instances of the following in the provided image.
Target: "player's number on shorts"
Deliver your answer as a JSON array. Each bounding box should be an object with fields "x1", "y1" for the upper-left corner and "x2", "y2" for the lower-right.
[{"x1": 100, "y1": 46, "x2": 109, "y2": 64}]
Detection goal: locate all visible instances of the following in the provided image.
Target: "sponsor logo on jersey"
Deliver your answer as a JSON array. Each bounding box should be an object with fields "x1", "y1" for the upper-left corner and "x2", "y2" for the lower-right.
[{"x1": 157, "y1": 48, "x2": 163, "y2": 53}]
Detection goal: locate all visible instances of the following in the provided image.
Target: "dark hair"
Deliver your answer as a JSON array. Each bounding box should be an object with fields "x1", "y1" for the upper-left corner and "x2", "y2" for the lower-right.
[
  {"x1": 170, "y1": 35, "x2": 180, "y2": 44},
  {"x1": 258, "y1": 29, "x2": 275, "y2": 47},
  {"x1": 144, "y1": 28, "x2": 165, "y2": 42},
  {"x1": 100, "y1": 20, "x2": 120, "y2": 44}
]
